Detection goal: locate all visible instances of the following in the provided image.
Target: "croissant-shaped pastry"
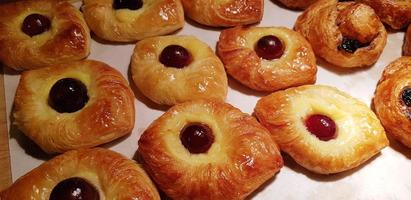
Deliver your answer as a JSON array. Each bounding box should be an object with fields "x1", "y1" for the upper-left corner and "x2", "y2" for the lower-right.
[
  {"x1": 374, "y1": 57, "x2": 411, "y2": 148},
  {"x1": 404, "y1": 25, "x2": 411, "y2": 56},
  {"x1": 13, "y1": 60, "x2": 135, "y2": 153},
  {"x1": 255, "y1": 85, "x2": 389, "y2": 174},
  {"x1": 0, "y1": 0, "x2": 90, "y2": 70},
  {"x1": 82, "y1": 0, "x2": 184, "y2": 42},
  {"x1": 275, "y1": 0, "x2": 319, "y2": 10},
  {"x1": 356, "y1": 0, "x2": 411, "y2": 30},
  {"x1": 295, "y1": 0, "x2": 387, "y2": 68},
  {"x1": 131, "y1": 35, "x2": 228, "y2": 106},
  {"x1": 138, "y1": 99, "x2": 283, "y2": 200},
  {"x1": 181, "y1": 0, "x2": 263, "y2": 27},
  {"x1": 0, "y1": 148, "x2": 160, "y2": 200},
  {"x1": 217, "y1": 26, "x2": 317, "y2": 92}
]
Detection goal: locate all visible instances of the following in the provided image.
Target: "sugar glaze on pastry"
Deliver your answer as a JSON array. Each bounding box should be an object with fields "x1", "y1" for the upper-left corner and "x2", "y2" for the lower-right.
[{"x1": 255, "y1": 85, "x2": 388, "y2": 174}]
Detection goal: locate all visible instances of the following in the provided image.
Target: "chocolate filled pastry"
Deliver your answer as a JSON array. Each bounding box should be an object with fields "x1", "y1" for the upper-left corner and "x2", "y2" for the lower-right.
[
  {"x1": 13, "y1": 60, "x2": 135, "y2": 153},
  {"x1": 295, "y1": 0, "x2": 387, "y2": 68},
  {"x1": 82, "y1": 0, "x2": 184, "y2": 42},
  {"x1": 0, "y1": 148, "x2": 160, "y2": 200},
  {"x1": 181, "y1": 0, "x2": 263, "y2": 27},
  {"x1": 138, "y1": 99, "x2": 283, "y2": 199},
  {"x1": 356, "y1": 0, "x2": 411, "y2": 30},
  {"x1": 404, "y1": 25, "x2": 411, "y2": 56},
  {"x1": 276, "y1": 0, "x2": 319, "y2": 10},
  {"x1": 131, "y1": 35, "x2": 228, "y2": 106},
  {"x1": 0, "y1": 0, "x2": 90, "y2": 71},
  {"x1": 255, "y1": 85, "x2": 389, "y2": 174},
  {"x1": 217, "y1": 26, "x2": 317, "y2": 92},
  {"x1": 374, "y1": 57, "x2": 411, "y2": 148}
]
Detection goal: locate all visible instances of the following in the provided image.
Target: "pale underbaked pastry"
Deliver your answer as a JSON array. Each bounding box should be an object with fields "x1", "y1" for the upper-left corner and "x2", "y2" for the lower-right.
[
  {"x1": 13, "y1": 60, "x2": 135, "y2": 153},
  {"x1": 276, "y1": 0, "x2": 319, "y2": 10},
  {"x1": 295, "y1": 0, "x2": 387, "y2": 68},
  {"x1": 217, "y1": 26, "x2": 317, "y2": 92},
  {"x1": 138, "y1": 99, "x2": 283, "y2": 200},
  {"x1": 404, "y1": 25, "x2": 411, "y2": 56},
  {"x1": 356, "y1": 0, "x2": 411, "y2": 30},
  {"x1": 181, "y1": 0, "x2": 263, "y2": 27},
  {"x1": 131, "y1": 35, "x2": 228, "y2": 106},
  {"x1": 82, "y1": 0, "x2": 184, "y2": 42},
  {"x1": 0, "y1": 148, "x2": 160, "y2": 200},
  {"x1": 0, "y1": 0, "x2": 90, "y2": 70},
  {"x1": 374, "y1": 57, "x2": 411, "y2": 148},
  {"x1": 255, "y1": 85, "x2": 389, "y2": 174}
]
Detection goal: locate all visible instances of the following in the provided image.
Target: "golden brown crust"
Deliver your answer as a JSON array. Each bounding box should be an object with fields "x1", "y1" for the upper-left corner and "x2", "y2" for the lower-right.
[
  {"x1": 0, "y1": 0, "x2": 90, "y2": 71},
  {"x1": 356, "y1": 0, "x2": 411, "y2": 30},
  {"x1": 181, "y1": 0, "x2": 263, "y2": 27},
  {"x1": 138, "y1": 99, "x2": 283, "y2": 200},
  {"x1": 82, "y1": 0, "x2": 184, "y2": 42},
  {"x1": 404, "y1": 25, "x2": 411, "y2": 56},
  {"x1": 13, "y1": 60, "x2": 135, "y2": 153},
  {"x1": 0, "y1": 148, "x2": 160, "y2": 200},
  {"x1": 255, "y1": 85, "x2": 388, "y2": 174},
  {"x1": 374, "y1": 57, "x2": 411, "y2": 148},
  {"x1": 276, "y1": 0, "x2": 319, "y2": 10},
  {"x1": 294, "y1": 0, "x2": 387, "y2": 68},
  {"x1": 131, "y1": 35, "x2": 228, "y2": 106},
  {"x1": 217, "y1": 26, "x2": 317, "y2": 92}
]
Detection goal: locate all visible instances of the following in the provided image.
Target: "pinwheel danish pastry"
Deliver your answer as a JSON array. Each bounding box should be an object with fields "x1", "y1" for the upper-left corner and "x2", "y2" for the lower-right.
[
  {"x1": 181, "y1": 0, "x2": 263, "y2": 27},
  {"x1": 131, "y1": 35, "x2": 227, "y2": 106},
  {"x1": 374, "y1": 57, "x2": 411, "y2": 148},
  {"x1": 404, "y1": 25, "x2": 411, "y2": 56},
  {"x1": 82, "y1": 0, "x2": 184, "y2": 42},
  {"x1": 295, "y1": 0, "x2": 387, "y2": 68},
  {"x1": 217, "y1": 26, "x2": 317, "y2": 92},
  {"x1": 255, "y1": 85, "x2": 388, "y2": 174},
  {"x1": 0, "y1": 148, "x2": 160, "y2": 200},
  {"x1": 138, "y1": 99, "x2": 283, "y2": 200},
  {"x1": 276, "y1": 0, "x2": 319, "y2": 10},
  {"x1": 356, "y1": 0, "x2": 411, "y2": 30},
  {"x1": 13, "y1": 60, "x2": 135, "y2": 153},
  {"x1": 0, "y1": 0, "x2": 90, "y2": 70}
]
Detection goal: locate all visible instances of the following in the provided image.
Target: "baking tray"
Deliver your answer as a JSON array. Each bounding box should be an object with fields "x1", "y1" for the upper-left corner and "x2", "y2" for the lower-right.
[{"x1": 2, "y1": 0, "x2": 411, "y2": 199}]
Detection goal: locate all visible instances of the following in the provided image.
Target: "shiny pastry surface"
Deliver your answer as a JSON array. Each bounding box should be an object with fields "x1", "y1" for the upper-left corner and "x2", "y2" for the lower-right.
[
  {"x1": 131, "y1": 35, "x2": 228, "y2": 106},
  {"x1": 295, "y1": 0, "x2": 387, "y2": 68},
  {"x1": 138, "y1": 99, "x2": 283, "y2": 200},
  {"x1": 276, "y1": 0, "x2": 319, "y2": 10},
  {"x1": 0, "y1": 148, "x2": 160, "y2": 200},
  {"x1": 255, "y1": 85, "x2": 388, "y2": 174},
  {"x1": 374, "y1": 57, "x2": 411, "y2": 148},
  {"x1": 0, "y1": 0, "x2": 90, "y2": 70},
  {"x1": 181, "y1": 0, "x2": 263, "y2": 27},
  {"x1": 13, "y1": 60, "x2": 135, "y2": 153},
  {"x1": 82, "y1": 0, "x2": 184, "y2": 42},
  {"x1": 217, "y1": 26, "x2": 317, "y2": 92}
]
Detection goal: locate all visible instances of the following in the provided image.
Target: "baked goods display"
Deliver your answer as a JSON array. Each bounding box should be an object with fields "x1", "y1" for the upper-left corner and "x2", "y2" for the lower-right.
[
  {"x1": 138, "y1": 99, "x2": 283, "y2": 199},
  {"x1": 0, "y1": 0, "x2": 90, "y2": 70},
  {"x1": 0, "y1": 148, "x2": 160, "y2": 200},
  {"x1": 275, "y1": 0, "x2": 319, "y2": 10},
  {"x1": 374, "y1": 57, "x2": 411, "y2": 148},
  {"x1": 181, "y1": 0, "x2": 263, "y2": 27},
  {"x1": 255, "y1": 85, "x2": 389, "y2": 174},
  {"x1": 295, "y1": 0, "x2": 387, "y2": 68},
  {"x1": 82, "y1": 0, "x2": 184, "y2": 42},
  {"x1": 217, "y1": 26, "x2": 317, "y2": 92},
  {"x1": 405, "y1": 25, "x2": 411, "y2": 56},
  {"x1": 356, "y1": 0, "x2": 411, "y2": 30},
  {"x1": 131, "y1": 35, "x2": 227, "y2": 105},
  {"x1": 13, "y1": 60, "x2": 135, "y2": 153}
]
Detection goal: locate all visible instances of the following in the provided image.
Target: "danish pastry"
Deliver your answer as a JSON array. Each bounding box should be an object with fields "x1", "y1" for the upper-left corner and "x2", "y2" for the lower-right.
[
  {"x1": 255, "y1": 85, "x2": 389, "y2": 174},
  {"x1": 131, "y1": 35, "x2": 228, "y2": 106},
  {"x1": 404, "y1": 25, "x2": 411, "y2": 56},
  {"x1": 0, "y1": 0, "x2": 90, "y2": 70},
  {"x1": 13, "y1": 60, "x2": 135, "y2": 153},
  {"x1": 138, "y1": 99, "x2": 283, "y2": 200},
  {"x1": 374, "y1": 57, "x2": 411, "y2": 148},
  {"x1": 0, "y1": 148, "x2": 160, "y2": 200},
  {"x1": 82, "y1": 0, "x2": 184, "y2": 42},
  {"x1": 181, "y1": 0, "x2": 263, "y2": 27},
  {"x1": 275, "y1": 0, "x2": 319, "y2": 10},
  {"x1": 217, "y1": 26, "x2": 317, "y2": 92},
  {"x1": 356, "y1": 0, "x2": 411, "y2": 30},
  {"x1": 295, "y1": 0, "x2": 387, "y2": 68}
]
